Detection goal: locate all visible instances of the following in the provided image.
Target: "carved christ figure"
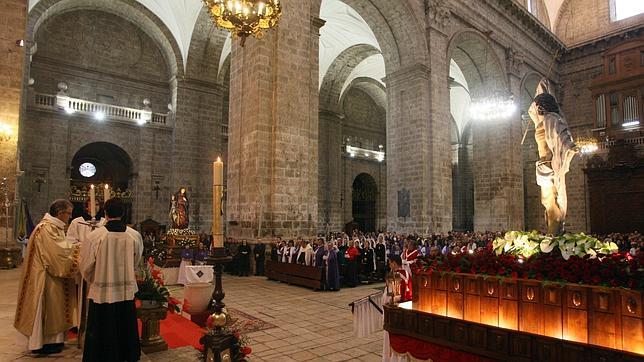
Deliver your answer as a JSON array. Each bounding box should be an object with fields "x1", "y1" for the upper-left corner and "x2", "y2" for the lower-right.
[
  {"x1": 170, "y1": 187, "x2": 189, "y2": 229},
  {"x1": 528, "y1": 81, "x2": 579, "y2": 235}
]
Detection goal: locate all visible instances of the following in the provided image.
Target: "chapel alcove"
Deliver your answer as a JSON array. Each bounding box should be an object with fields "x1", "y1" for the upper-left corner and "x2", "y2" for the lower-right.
[{"x1": 70, "y1": 142, "x2": 133, "y2": 222}]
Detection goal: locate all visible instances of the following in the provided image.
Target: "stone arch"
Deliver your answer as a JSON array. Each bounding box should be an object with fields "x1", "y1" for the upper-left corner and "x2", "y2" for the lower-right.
[
  {"x1": 339, "y1": 77, "x2": 386, "y2": 112},
  {"x1": 71, "y1": 138, "x2": 138, "y2": 176},
  {"x1": 317, "y1": 0, "x2": 430, "y2": 74},
  {"x1": 27, "y1": 0, "x2": 183, "y2": 77},
  {"x1": 320, "y1": 43, "x2": 381, "y2": 112},
  {"x1": 217, "y1": 52, "x2": 232, "y2": 86},
  {"x1": 520, "y1": 72, "x2": 545, "y2": 112},
  {"x1": 70, "y1": 141, "x2": 135, "y2": 221},
  {"x1": 447, "y1": 29, "x2": 508, "y2": 98},
  {"x1": 339, "y1": 0, "x2": 428, "y2": 71},
  {"x1": 185, "y1": 7, "x2": 230, "y2": 82},
  {"x1": 448, "y1": 29, "x2": 517, "y2": 232},
  {"x1": 71, "y1": 142, "x2": 133, "y2": 187}
]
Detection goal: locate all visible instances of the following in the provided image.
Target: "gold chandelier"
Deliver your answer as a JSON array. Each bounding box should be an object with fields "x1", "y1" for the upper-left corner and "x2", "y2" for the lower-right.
[{"x1": 203, "y1": 0, "x2": 282, "y2": 46}]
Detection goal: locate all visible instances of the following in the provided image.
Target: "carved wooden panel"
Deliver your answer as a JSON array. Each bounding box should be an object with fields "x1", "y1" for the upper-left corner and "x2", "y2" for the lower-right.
[
  {"x1": 519, "y1": 281, "x2": 543, "y2": 335},
  {"x1": 590, "y1": 289, "x2": 620, "y2": 350},
  {"x1": 564, "y1": 286, "x2": 589, "y2": 344},
  {"x1": 543, "y1": 286, "x2": 563, "y2": 338},
  {"x1": 464, "y1": 275, "x2": 481, "y2": 323},
  {"x1": 621, "y1": 290, "x2": 644, "y2": 355}
]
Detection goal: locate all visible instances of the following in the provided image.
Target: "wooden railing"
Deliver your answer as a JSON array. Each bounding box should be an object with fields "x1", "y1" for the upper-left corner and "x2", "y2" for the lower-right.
[
  {"x1": 265, "y1": 260, "x2": 323, "y2": 289},
  {"x1": 410, "y1": 273, "x2": 643, "y2": 356}
]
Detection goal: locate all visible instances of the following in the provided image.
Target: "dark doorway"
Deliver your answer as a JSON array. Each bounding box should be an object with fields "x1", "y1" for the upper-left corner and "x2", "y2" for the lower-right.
[
  {"x1": 352, "y1": 173, "x2": 377, "y2": 232},
  {"x1": 586, "y1": 143, "x2": 644, "y2": 234},
  {"x1": 70, "y1": 142, "x2": 133, "y2": 223},
  {"x1": 452, "y1": 124, "x2": 474, "y2": 231}
]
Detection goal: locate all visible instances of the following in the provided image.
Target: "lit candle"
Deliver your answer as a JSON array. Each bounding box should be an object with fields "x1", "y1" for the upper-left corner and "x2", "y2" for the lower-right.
[
  {"x1": 104, "y1": 184, "x2": 110, "y2": 203},
  {"x1": 89, "y1": 184, "x2": 96, "y2": 219},
  {"x1": 213, "y1": 157, "x2": 224, "y2": 248}
]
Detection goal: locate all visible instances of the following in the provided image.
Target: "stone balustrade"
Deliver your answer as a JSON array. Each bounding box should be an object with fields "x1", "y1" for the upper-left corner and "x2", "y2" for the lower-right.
[{"x1": 32, "y1": 92, "x2": 171, "y2": 128}]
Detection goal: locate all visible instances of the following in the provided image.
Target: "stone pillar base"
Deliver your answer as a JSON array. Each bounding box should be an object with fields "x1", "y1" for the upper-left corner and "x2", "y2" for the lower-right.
[{"x1": 136, "y1": 305, "x2": 168, "y2": 354}]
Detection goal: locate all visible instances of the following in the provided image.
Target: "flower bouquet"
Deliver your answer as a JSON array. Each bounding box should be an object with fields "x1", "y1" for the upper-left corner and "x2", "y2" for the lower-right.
[{"x1": 136, "y1": 257, "x2": 181, "y2": 313}]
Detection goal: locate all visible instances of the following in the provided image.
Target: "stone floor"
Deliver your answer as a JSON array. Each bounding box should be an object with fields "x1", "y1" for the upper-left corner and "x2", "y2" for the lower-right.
[{"x1": 0, "y1": 267, "x2": 384, "y2": 361}]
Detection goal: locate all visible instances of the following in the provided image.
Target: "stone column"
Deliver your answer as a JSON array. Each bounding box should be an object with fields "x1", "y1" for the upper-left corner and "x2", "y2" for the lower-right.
[
  {"x1": 0, "y1": 0, "x2": 27, "y2": 247},
  {"x1": 318, "y1": 110, "x2": 344, "y2": 233},
  {"x1": 472, "y1": 47, "x2": 525, "y2": 231},
  {"x1": 226, "y1": 2, "x2": 322, "y2": 239},
  {"x1": 385, "y1": 64, "x2": 437, "y2": 233},
  {"x1": 384, "y1": 1, "x2": 453, "y2": 234},
  {"x1": 171, "y1": 79, "x2": 225, "y2": 232}
]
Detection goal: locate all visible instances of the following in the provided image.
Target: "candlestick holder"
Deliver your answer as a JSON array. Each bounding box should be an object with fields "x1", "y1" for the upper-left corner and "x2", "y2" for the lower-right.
[
  {"x1": 0, "y1": 177, "x2": 20, "y2": 269},
  {"x1": 200, "y1": 247, "x2": 233, "y2": 362}
]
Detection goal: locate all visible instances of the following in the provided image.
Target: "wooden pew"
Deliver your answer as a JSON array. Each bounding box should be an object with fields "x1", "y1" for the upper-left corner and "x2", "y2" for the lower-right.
[{"x1": 265, "y1": 260, "x2": 323, "y2": 289}]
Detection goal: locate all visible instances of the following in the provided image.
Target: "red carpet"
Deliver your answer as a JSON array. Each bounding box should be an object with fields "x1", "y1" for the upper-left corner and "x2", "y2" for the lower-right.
[{"x1": 138, "y1": 313, "x2": 205, "y2": 351}]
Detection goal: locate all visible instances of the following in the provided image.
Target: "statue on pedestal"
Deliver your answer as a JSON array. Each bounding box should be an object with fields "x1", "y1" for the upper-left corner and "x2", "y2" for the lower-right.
[
  {"x1": 528, "y1": 83, "x2": 579, "y2": 235},
  {"x1": 169, "y1": 188, "x2": 189, "y2": 229}
]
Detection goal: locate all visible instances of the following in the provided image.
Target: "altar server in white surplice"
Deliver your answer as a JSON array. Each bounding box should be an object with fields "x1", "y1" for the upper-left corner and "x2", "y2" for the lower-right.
[{"x1": 80, "y1": 198, "x2": 143, "y2": 362}]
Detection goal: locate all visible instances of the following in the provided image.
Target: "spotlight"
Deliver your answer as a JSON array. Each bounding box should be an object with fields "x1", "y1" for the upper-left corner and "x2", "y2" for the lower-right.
[
  {"x1": 64, "y1": 107, "x2": 75, "y2": 115},
  {"x1": 94, "y1": 112, "x2": 105, "y2": 121}
]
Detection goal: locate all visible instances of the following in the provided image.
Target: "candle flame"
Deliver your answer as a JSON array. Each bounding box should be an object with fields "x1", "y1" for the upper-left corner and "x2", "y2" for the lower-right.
[
  {"x1": 217, "y1": 157, "x2": 221, "y2": 162},
  {"x1": 104, "y1": 184, "x2": 109, "y2": 189},
  {"x1": 90, "y1": 184, "x2": 95, "y2": 189}
]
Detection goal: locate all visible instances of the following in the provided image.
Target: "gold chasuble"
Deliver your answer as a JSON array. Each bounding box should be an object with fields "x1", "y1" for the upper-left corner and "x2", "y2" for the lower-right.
[{"x1": 14, "y1": 214, "x2": 80, "y2": 337}]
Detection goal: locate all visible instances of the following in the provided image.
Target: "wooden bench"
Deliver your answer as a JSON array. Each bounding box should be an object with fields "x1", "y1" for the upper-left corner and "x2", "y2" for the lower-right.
[{"x1": 265, "y1": 260, "x2": 323, "y2": 289}]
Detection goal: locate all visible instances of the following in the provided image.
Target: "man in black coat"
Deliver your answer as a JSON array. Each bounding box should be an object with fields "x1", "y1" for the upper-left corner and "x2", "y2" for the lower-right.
[
  {"x1": 237, "y1": 240, "x2": 251, "y2": 276},
  {"x1": 254, "y1": 243, "x2": 266, "y2": 276}
]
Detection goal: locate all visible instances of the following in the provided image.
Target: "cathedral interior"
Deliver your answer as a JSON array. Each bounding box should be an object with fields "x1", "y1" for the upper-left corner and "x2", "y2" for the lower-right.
[{"x1": 0, "y1": 0, "x2": 642, "y2": 361}]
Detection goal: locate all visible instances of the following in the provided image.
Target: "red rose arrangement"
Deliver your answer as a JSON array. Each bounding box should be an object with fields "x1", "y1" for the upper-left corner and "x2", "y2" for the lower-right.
[{"x1": 415, "y1": 244, "x2": 643, "y2": 290}]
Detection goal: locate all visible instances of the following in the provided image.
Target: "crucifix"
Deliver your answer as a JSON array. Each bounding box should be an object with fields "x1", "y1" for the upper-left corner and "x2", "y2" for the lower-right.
[
  {"x1": 153, "y1": 181, "x2": 161, "y2": 200},
  {"x1": 34, "y1": 176, "x2": 46, "y2": 192}
]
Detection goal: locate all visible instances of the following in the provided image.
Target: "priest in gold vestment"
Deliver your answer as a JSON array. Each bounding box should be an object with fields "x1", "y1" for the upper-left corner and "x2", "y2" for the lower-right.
[{"x1": 14, "y1": 199, "x2": 80, "y2": 354}]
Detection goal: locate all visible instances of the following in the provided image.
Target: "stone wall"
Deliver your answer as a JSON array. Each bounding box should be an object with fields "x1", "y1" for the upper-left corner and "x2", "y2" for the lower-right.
[
  {"x1": 0, "y1": 0, "x2": 27, "y2": 242},
  {"x1": 555, "y1": 0, "x2": 644, "y2": 46},
  {"x1": 19, "y1": 8, "x2": 228, "y2": 232}
]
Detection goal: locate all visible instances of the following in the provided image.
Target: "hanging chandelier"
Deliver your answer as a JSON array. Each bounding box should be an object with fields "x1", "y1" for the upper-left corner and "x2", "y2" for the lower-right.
[
  {"x1": 469, "y1": 94, "x2": 517, "y2": 121},
  {"x1": 202, "y1": 0, "x2": 282, "y2": 46}
]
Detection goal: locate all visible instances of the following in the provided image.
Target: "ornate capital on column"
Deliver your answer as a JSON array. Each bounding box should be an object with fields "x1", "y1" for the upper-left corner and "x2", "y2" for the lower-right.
[
  {"x1": 425, "y1": 0, "x2": 452, "y2": 34},
  {"x1": 505, "y1": 46, "x2": 524, "y2": 78},
  {"x1": 311, "y1": 16, "x2": 326, "y2": 35}
]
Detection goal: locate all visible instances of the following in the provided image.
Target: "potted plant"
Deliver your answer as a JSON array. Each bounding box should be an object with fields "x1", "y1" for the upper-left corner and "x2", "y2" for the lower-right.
[{"x1": 136, "y1": 257, "x2": 181, "y2": 311}]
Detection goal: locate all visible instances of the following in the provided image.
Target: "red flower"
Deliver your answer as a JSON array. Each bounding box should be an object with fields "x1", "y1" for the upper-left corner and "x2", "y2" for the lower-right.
[
  {"x1": 241, "y1": 346, "x2": 252, "y2": 356},
  {"x1": 234, "y1": 332, "x2": 241, "y2": 340}
]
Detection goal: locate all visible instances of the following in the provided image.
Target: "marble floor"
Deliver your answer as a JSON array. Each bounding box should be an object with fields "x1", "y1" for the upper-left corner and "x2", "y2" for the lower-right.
[{"x1": 0, "y1": 267, "x2": 384, "y2": 361}]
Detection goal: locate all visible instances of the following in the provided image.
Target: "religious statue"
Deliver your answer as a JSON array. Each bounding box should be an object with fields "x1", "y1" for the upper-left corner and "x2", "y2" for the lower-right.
[
  {"x1": 528, "y1": 82, "x2": 579, "y2": 235},
  {"x1": 169, "y1": 187, "x2": 189, "y2": 229}
]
